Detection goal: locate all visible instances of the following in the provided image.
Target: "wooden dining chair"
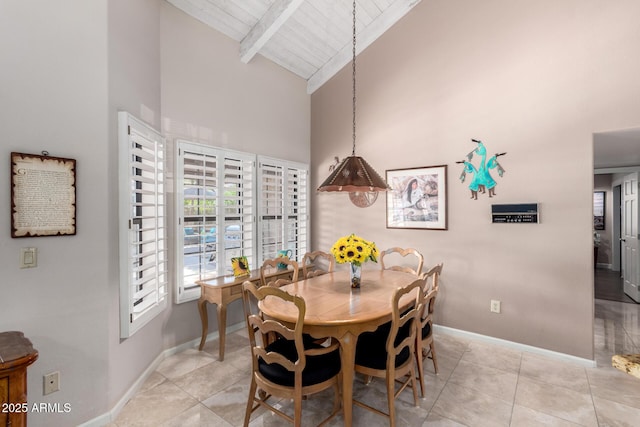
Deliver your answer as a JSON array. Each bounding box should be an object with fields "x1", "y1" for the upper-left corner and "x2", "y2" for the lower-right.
[
  {"x1": 241, "y1": 281, "x2": 342, "y2": 427},
  {"x1": 261, "y1": 256, "x2": 332, "y2": 346},
  {"x1": 424, "y1": 262, "x2": 443, "y2": 292},
  {"x1": 415, "y1": 263, "x2": 443, "y2": 397},
  {"x1": 415, "y1": 284, "x2": 438, "y2": 397},
  {"x1": 301, "y1": 251, "x2": 335, "y2": 279},
  {"x1": 260, "y1": 257, "x2": 299, "y2": 287},
  {"x1": 379, "y1": 247, "x2": 424, "y2": 277},
  {"x1": 353, "y1": 278, "x2": 424, "y2": 426}
]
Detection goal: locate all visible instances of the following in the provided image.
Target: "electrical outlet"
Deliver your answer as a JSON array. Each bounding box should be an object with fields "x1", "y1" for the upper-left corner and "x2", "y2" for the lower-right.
[
  {"x1": 490, "y1": 300, "x2": 501, "y2": 313},
  {"x1": 43, "y1": 371, "x2": 60, "y2": 395}
]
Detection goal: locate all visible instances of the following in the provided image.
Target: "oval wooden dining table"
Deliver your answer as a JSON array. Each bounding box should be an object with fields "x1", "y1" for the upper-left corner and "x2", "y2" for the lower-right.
[{"x1": 259, "y1": 268, "x2": 418, "y2": 426}]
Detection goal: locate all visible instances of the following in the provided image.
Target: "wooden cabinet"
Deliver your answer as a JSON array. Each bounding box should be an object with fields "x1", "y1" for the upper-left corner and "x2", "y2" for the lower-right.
[{"x1": 0, "y1": 332, "x2": 38, "y2": 427}]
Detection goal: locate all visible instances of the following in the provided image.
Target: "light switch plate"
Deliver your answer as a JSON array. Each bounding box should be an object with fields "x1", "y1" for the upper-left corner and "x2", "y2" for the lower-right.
[{"x1": 20, "y1": 247, "x2": 37, "y2": 268}]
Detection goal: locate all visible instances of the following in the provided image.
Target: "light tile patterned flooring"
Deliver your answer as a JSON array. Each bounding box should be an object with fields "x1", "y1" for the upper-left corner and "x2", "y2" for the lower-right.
[{"x1": 109, "y1": 298, "x2": 640, "y2": 426}]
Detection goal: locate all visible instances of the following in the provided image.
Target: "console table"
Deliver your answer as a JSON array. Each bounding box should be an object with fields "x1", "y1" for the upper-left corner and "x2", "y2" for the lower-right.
[
  {"x1": 195, "y1": 268, "x2": 293, "y2": 361},
  {"x1": 0, "y1": 331, "x2": 38, "y2": 427}
]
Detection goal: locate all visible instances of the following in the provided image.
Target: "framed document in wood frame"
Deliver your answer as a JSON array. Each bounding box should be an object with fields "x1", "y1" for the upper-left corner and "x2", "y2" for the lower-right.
[
  {"x1": 11, "y1": 152, "x2": 76, "y2": 237},
  {"x1": 386, "y1": 165, "x2": 448, "y2": 230}
]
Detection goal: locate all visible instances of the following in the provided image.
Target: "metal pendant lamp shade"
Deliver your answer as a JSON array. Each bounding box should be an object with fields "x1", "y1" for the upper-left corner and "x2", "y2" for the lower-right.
[
  {"x1": 317, "y1": 156, "x2": 388, "y2": 192},
  {"x1": 316, "y1": 0, "x2": 389, "y2": 200}
]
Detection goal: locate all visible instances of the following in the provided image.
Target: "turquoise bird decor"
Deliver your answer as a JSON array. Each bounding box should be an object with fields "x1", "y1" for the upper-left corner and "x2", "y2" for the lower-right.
[{"x1": 456, "y1": 139, "x2": 506, "y2": 200}]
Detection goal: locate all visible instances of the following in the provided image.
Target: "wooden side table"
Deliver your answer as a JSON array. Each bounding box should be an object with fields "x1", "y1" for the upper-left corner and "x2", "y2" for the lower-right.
[
  {"x1": 0, "y1": 331, "x2": 38, "y2": 427},
  {"x1": 196, "y1": 268, "x2": 293, "y2": 361}
]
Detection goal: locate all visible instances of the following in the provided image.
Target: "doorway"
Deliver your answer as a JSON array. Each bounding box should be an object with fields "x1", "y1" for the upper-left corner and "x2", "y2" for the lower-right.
[
  {"x1": 593, "y1": 180, "x2": 636, "y2": 303},
  {"x1": 594, "y1": 127, "x2": 640, "y2": 304}
]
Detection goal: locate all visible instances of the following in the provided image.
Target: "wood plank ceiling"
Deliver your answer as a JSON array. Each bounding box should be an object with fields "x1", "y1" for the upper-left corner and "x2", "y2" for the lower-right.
[{"x1": 166, "y1": 0, "x2": 422, "y2": 94}]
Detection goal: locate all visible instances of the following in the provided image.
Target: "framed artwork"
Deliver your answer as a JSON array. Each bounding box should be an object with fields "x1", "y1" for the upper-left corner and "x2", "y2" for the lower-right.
[
  {"x1": 594, "y1": 191, "x2": 605, "y2": 230},
  {"x1": 11, "y1": 152, "x2": 76, "y2": 237},
  {"x1": 386, "y1": 165, "x2": 448, "y2": 230},
  {"x1": 231, "y1": 256, "x2": 250, "y2": 277}
]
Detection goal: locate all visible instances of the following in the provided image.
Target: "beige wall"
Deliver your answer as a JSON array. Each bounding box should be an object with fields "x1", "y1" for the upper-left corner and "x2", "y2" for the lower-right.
[
  {"x1": 160, "y1": 3, "x2": 310, "y2": 163},
  {"x1": 108, "y1": 0, "x2": 164, "y2": 412},
  {"x1": 158, "y1": 2, "x2": 310, "y2": 351},
  {"x1": 311, "y1": 0, "x2": 640, "y2": 359},
  {"x1": 1, "y1": 1, "x2": 110, "y2": 425}
]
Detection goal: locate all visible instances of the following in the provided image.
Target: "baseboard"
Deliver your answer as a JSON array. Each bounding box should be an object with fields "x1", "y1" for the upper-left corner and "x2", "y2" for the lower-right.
[
  {"x1": 596, "y1": 262, "x2": 612, "y2": 270},
  {"x1": 77, "y1": 322, "x2": 246, "y2": 427},
  {"x1": 434, "y1": 325, "x2": 597, "y2": 368}
]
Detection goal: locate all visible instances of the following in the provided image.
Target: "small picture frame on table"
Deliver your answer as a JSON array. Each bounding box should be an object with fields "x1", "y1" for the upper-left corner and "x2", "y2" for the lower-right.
[{"x1": 231, "y1": 256, "x2": 250, "y2": 277}]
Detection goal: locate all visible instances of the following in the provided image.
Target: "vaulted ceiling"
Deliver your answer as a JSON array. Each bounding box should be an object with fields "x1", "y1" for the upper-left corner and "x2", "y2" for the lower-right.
[{"x1": 167, "y1": 0, "x2": 422, "y2": 93}]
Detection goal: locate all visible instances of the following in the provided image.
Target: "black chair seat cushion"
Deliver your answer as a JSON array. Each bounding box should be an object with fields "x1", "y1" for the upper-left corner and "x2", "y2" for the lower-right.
[
  {"x1": 355, "y1": 322, "x2": 411, "y2": 370},
  {"x1": 303, "y1": 333, "x2": 318, "y2": 345},
  {"x1": 258, "y1": 339, "x2": 341, "y2": 387},
  {"x1": 422, "y1": 322, "x2": 431, "y2": 340}
]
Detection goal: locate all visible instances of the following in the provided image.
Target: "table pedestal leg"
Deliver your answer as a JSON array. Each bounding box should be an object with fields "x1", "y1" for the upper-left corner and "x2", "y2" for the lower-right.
[
  {"x1": 198, "y1": 299, "x2": 208, "y2": 351},
  {"x1": 338, "y1": 332, "x2": 356, "y2": 426}
]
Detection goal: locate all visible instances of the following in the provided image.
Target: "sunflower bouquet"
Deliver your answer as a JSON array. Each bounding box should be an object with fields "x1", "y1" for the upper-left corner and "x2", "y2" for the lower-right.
[{"x1": 330, "y1": 234, "x2": 379, "y2": 266}]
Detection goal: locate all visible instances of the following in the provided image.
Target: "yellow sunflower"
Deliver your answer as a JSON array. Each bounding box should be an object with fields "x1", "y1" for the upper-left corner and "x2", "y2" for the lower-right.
[{"x1": 331, "y1": 234, "x2": 379, "y2": 266}]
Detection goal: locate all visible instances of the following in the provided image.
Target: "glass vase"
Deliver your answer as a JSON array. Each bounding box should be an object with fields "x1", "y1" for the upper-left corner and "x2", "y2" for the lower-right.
[{"x1": 350, "y1": 262, "x2": 362, "y2": 288}]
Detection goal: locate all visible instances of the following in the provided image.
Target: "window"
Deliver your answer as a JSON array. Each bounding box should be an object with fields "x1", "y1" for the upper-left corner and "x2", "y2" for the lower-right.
[
  {"x1": 258, "y1": 157, "x2": 308, "y2": 262},
  {"x1": 118, "y1": 112, "x2": 167, "y2": 338},
  {"x1": 175, "y1": 141, "x2": 255, "y2": 303},
  {"x1": 174, "y1": 143, "x2": 308, "y2": 303}
]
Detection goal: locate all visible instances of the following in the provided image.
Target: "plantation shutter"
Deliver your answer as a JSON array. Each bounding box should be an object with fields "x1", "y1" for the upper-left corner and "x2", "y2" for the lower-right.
[
  {"x1": 258, "y1": 157, "x2": 308, "y2": 263},
  {"x1": 176, "y1": 141, "x2": 255, "y2": 303},
  {"x1": 285, "y1": 166, "x2": 308, "y2": 261},
  {"x1": 220, "y1": 154, "x2": 255, "y2": 276},
  {"x1": 258, "y1": 161, "x2": 284, "y2": 260},
  {"x1": 118, "y1": 112, "x2": 167, "y2": 338}
]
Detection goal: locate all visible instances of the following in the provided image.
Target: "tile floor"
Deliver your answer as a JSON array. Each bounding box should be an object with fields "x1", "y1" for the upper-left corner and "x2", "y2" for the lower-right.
[{"x1": 109, "y1": 298, "x2": 640, "y2": 426}]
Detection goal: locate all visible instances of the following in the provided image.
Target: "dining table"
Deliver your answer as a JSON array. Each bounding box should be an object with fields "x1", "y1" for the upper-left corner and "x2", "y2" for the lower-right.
[{"x1": 259, "y1": 268, "x2": 419, "y2": 426}]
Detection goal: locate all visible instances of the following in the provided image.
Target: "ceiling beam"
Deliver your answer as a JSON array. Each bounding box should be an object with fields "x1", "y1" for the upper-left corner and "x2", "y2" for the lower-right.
[
  {"x1": 306, "y1": 0, "x2": 422, "y2": 94},
  {"x1": 240, "y1": 0, "x2": 305, "y2": 64}
]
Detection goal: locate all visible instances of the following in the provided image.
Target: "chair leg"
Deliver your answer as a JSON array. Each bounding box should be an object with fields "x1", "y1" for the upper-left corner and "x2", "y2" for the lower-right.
[
  {"x1": 386, "y1": 373, "x2": 396, "y2": 427},
  {"x1": 415, "y1": 344, "x2": 426, "y2": 398},
  {"x1": 244, "y1": 378, "x2": 258, "y2": 427},
  {"x1": 294, "y1": 389, "x2": 303, "y2": 427},
  {"x1": 430, "y1": 342, "x2": 439, "y2": 374},
  {"x1": 409, "y1": 367, "x2": 419, "y2": 407},
  {"x1": 332, "y1": 379, "x2": 341, "y2": 414}
]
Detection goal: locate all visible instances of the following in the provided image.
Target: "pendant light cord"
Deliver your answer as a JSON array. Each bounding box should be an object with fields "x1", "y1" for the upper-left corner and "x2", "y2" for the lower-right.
[{"x1": 352, "y1": 0, "x2": 357, "y2": 157}]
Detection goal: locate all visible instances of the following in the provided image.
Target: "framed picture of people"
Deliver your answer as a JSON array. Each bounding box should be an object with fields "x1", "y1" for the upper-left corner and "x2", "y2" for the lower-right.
[{"x1": 385, "y1": 165, "x2": 448, "y2": 230}]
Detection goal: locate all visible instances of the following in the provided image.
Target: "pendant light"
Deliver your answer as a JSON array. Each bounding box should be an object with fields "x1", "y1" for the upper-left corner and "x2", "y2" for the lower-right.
[{"x1": 317, "y1": 0, "x2": 389, "y2": 207}]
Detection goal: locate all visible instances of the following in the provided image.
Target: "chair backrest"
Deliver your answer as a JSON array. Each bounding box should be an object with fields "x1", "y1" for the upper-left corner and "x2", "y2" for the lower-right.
[
  {"x1": 418, "y1": 282, "x2": 438, "y2": 340},
  {"x1": 301, "y1": 251, "x2": 335, "y2": 279},
  {"x1": 422, "y1": 263, "x2": 443, "y2": 292},
  {"x1": 380, "y1": 247, "x2": 424, "y2": 276},
  {"x1": 260, "y1": 257, "x2": 299, "y2": 287},
  {"x1": 242, "y1": 281, "x2": 306, "y2": 376},
  {"x1": 387, "y1": 278, "x2": 424, "y2": 369},
  {"x1": 418, "y1": 264, "x2": 442, "y2": 336}
]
